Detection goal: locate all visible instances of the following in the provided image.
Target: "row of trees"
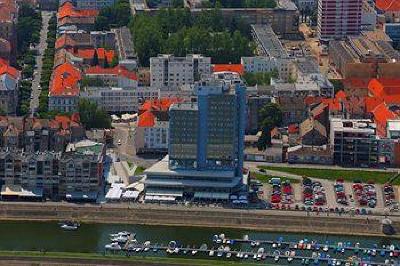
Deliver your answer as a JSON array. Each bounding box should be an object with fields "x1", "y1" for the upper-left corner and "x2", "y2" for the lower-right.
[
  {"x1": 16, "y1": 3, "x2": 42, "y2": 57},
  {"x1": 94, "y1": 0, "x2": 131, "y2": 31},
  {"x1": 16, "y1": 4, "x2": 42, "y2": 116},
  {"x1": 207, "y1": 0, "x2": 276, "y2": 8},
  {"x1": 130, "y1": 8, "x2": 255, "y2": 66},
  {"x1": 37, "y1": 14, "x2": 57, "y2": 118}
]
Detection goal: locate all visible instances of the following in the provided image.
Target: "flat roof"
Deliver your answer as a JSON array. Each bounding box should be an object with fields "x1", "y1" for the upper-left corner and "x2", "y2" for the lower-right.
[
  {"x1": 144, "y1": 156, "x2": 236, "y2": 178},
  {"x1": 251, "y1": 24, "x2": 288, "y2": 58}
]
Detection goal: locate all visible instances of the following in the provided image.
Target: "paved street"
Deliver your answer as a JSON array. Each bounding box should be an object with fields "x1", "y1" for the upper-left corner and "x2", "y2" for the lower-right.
[
  {"x1": 112, "y1": 122, "x2": 158, "y2": 168},
  {"x1": 29, "y1": 11, "x2": 53, "y2": 116}
]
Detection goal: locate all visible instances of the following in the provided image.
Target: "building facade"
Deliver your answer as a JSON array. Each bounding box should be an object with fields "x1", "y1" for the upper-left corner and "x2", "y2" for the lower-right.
[
  {"x1": 0, "y1": 59, "x2": 19, "y2": 114},
  {"x1": 74, "y1": 0, "x2": 115, "y2": 9},
  {"x1": 330, "y1": 118, "x2": 394, "y2": 167},
  {"x1": 150, "y1": 54, "x2": 211, "y2": 90},
  {"x1": 317, "y1": 0, "x2": 363, "y2": 41},
  {"x1": 144, "y1": 81, "x2": 247, "y2": 202}
]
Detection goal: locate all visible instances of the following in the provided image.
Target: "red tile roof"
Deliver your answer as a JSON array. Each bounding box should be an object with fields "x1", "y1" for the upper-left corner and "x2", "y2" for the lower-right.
[
  {"x1": 368, "y1": 78, "x2": 400, "y2": 104},
  {"x1": 212, "y1": 64, "x2": 244, "y2": 75},
  {"x1": 288, "y1": 124, "x2": 299, "y2": 134},
  {"x1": 137, "y1": 98, "x2": 182, "y2": 128},
  {"x1": 55, "y1": 34, "x2": 76, "y2": 50},
  {"x1": 137, "y1": 111, "x2": 156, "y2": 127},
  {"x1": 140, "y1": 98, "x2": 182, "y2": 113},
  {"x1": 49, "y1": 62, "x2": 81, "y2": 97},
  {"x1": 335, "y1": 90, "x2": 346, "y2": 99},
  {"x1": 372, "y1": 103, "x2": 396, "y2": 124},
  {"x1": 343, "y1": 78, "x2": 370, "y2": 89},
  {"x1": 58, "y1": 1, "x2": 99, "y2": 20},
  {"x1": 0, "y1": 58, "x2": 19, "y2": 79},
  {"x1": 0, "y1": 0, "x2": 18, "y2": 22},
  {"x1": 68, "y1": 48, "x2": 115, "y2": 63},
  {"x1": 376, "y1": 0, "x2": 400, "y2": 11},
  {"x1": 85, "y1": 65, "x2": 137, "y2": 80}
]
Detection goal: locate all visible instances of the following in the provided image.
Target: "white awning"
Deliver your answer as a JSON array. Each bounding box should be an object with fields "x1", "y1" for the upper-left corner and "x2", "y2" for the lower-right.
[
  {"x1": 194, "y1": 192, "x2": 230, "y2": 200},
  {"x1": 144, "y1": 195, "x2": 176, "y2": 202},
  {"x1": 146, "y1": 188, "x2": 183, "y2": 197}
]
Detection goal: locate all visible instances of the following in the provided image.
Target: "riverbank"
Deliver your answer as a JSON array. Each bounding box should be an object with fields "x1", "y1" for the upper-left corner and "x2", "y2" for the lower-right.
[
  {"x1": 0, "y1": 202, "x2": 398, "y2": 238},
  {"x1": 0, "y1": 251, "x2": 269, "y2": 266}
]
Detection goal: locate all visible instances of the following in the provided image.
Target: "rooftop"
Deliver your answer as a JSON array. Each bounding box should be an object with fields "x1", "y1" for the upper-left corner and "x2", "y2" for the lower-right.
[
  {"x1": 376, "y1": 0, "x2": 400, "y2": 12},
  {"x1": 58, "y1": 1, "x2": 99, "y2": 20},
  {"x1": 212, "y1": 64, "x2": 244, "y2": 75},
  {"x1": 49, "y1": 62, "x2": 81, "y2": 97},
  {"x1": 85, "y1": 65, "x2": 137, "y2": 81},
  {"x1": 251, "y1": 24, "x2": 288, "y2": 58}
]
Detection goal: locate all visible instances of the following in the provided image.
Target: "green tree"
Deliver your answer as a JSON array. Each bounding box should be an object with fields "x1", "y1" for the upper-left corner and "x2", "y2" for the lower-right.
[
  {"x1": 171, "y1": 0, "x2": 183, "y2": 7},
  {"x1": 257, "y1": 103, "x2": 282, "y2": 150},
  {"x1": 78, "y1": 99, "x2": 111, "y2": 129},
  {"x1": 91, "y1": 49, "x2": 99, "y2": 66},
  {"x1": 110, "y1": 54, "x2": 119, "y2": 67}
]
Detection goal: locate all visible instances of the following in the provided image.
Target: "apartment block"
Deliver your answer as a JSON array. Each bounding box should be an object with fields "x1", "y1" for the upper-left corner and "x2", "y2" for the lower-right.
[
  {"x1": 317, "y1": 0, "x2": 363, "y2": 41},
  {"x1": 150, "y1": 54, "x2": 211, "y2": 90},
  {"x1": 330, "y1": 118, "x2": 394, "y2": 167}
]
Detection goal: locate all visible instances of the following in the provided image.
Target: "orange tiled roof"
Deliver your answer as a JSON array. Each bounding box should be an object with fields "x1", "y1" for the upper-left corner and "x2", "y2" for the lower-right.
[
  {"x1": 49, "y1": 62, "x2": 81, "y2": 97},
  {"x1": 68, "y1": 48, "x2": 115, "y2": 63},
  {"x1": 58, "y1": 1, "x2": 99, "y2": 20},
  {"x1": 335, "y1": 90, "x2": 346, "y2": 99},
  {"x1": 0, "y1": 0, "x2": 18, "y2": 22},
  {"x1": 372, "y1": 103, "x2": 396, "y2": 124},
  {"x1": 376, "y1": 0, "x2": 400, "y2": 11},
  {"x1": 368, "y1": 78, "x2": 400, "y2": 104},
  {"x1": 85, "y1": 65, "x2": 137, "y2": 80},
  {"x1": 0, "y1": 58, "x2": 19, "y2": 79},
  {"x1": 55, "y1": 34, "x2": 76, "y2": 50},
  {"x1": 212, "y1": 64, "x2": 244, "y2": 75},
  {"x1": 140, "y1": 98, "x2": 182, "y2": 113},
  {"x1": 137, "y1": 111, "x2": 156, "y2": 127}
]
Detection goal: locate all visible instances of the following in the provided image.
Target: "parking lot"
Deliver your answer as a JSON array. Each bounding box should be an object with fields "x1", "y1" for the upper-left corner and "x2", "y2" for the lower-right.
[{"x1": 255, "y1": 176, "x2": 399, "y2": 215}]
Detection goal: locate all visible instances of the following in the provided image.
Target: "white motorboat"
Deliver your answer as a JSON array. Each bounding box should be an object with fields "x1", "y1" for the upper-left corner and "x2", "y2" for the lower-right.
[
  {"x1": 209, "y1": 249, "x2": 215, "y2": 256},
  {"x1": 143, "y1": 241, "x2": 151, "y2": 252},
  {"x1": 191, "y1": 250, "x2": 198, "y2": 256},
  {"x1": 109, "y1": 231, "x2": 131, "y2": 238},
  {"x1": 105, "y1": 242, "x2": 121, "y2": 251},
  {"x1": 244, "y1": 253, "x2": 248, "y2": 259},
  {"x1": 60, "y1": 221, "x2": 80, "y2": 231},
  {"x1": 110, "y1": 235, "x2": 129, "y2": 243},
  {"x1": 257, "y1": 247, "x2": 264, "y2": 260},
  {"x1": 226, "y1": 252, "x2": 232, "y2": 258},
  {"x1": 274, "y1": 255, "x2": 280, "y2": 262},
  {"x1": 323, "y1": 245, "x2": 329, "y2": 252}
]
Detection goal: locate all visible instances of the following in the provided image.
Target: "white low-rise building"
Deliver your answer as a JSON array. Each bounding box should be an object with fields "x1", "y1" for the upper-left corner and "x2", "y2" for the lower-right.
[{"x1": 150, "y1": 54, "x2": 211, "y2": 90}]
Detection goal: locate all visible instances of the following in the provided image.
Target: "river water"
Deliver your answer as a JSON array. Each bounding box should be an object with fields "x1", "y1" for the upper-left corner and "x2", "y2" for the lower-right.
[{"x1": 0, "y1": 221, "x2": 399, "y2": 256}]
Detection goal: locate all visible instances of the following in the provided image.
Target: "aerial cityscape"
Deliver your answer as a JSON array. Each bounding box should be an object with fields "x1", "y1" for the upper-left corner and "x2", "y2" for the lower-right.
[{"x1": 0, "y1": 0, "x2": 399, "y2": 265}]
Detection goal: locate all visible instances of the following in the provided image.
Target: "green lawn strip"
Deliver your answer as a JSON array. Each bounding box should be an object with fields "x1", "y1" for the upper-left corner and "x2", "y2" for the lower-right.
[
  {"x1": 253, "y1": 172, "x2": 300, "y2": 184},
  {"x1": 257, "y1": 166, "x2": 397, "y2": 184},
  {"x1": 135, "y1": 166, "x2": 146, "y2": 175},
  {"x1": 0, "y1": 250, "x2": 271, "y2": 266}
]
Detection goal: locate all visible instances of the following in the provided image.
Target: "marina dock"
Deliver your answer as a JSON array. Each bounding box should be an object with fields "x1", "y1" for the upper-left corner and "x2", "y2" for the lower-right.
[{"x1": 104, "y1": 232, "x2": 399, "y2": 265}]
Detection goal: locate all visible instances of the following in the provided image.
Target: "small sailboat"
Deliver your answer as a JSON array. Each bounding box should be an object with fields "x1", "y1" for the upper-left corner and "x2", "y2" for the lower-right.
[
  {"x1": 256, "y1": 247, "x2": 264, "y2": 260},
  {"x1": 217, "y1": 246, "x2": 224, "y2": 257},
  {"x1": 143, "y1": 241, "x2": 151, "y2": 252}
]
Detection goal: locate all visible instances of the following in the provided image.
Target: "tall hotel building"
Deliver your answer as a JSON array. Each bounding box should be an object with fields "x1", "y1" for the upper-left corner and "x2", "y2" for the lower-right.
[{"x1": 317, "y1": 0, "x2": 363, "y2": 42}]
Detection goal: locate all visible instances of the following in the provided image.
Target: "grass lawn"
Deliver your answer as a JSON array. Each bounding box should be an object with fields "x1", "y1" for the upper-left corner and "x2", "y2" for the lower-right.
[
  {"x1": 253, "y1": 172, "x2": 300, "y2": 184},
  {"x1": 257, "y1": 166, "x2": 398, "y2": 185},
  {"x1": 134, "y1": 166, "x2": 146, "y2": 175},
  {"x1": 0, "y1": 250, "x2": 272, "y2": 266}
]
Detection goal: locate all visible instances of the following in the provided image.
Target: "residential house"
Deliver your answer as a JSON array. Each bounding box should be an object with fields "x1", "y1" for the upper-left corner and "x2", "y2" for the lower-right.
[
  {"x1": 57, "y1": 1, "x2": 99, "y2": 31},
  {"x1": 0, "y1": 0, "x2": 18, "y2": 64},
  {"x1": 0, "y1": 58, "x2": 19, "y2": 114},
  {"x1": 131, "y1": 98, "x2": 181, "y2": 154},
  {"x1": 48, "y1": 62, "x2": 82, "y2": 113},
  {"x1": 299, "y1": 117, "x2": 328, "y2": 146}
]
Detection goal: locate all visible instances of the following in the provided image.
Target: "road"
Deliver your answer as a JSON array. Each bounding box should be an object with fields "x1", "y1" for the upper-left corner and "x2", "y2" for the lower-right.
[
  {"x1": 245, "y1": 161, "x2": 400, "y2": 173},
  {"x1": 112, "y1": 122, "x2": 158, "y2": 168},
  {"x1": 29, "y1": 11, "x2": 53, "y2": 116}
]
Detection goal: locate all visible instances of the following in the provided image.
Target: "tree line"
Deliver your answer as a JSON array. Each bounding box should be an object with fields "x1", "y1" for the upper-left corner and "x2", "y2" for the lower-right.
[{"x1": 129, "y1": 8, "x2": 255, "y2": 66}]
